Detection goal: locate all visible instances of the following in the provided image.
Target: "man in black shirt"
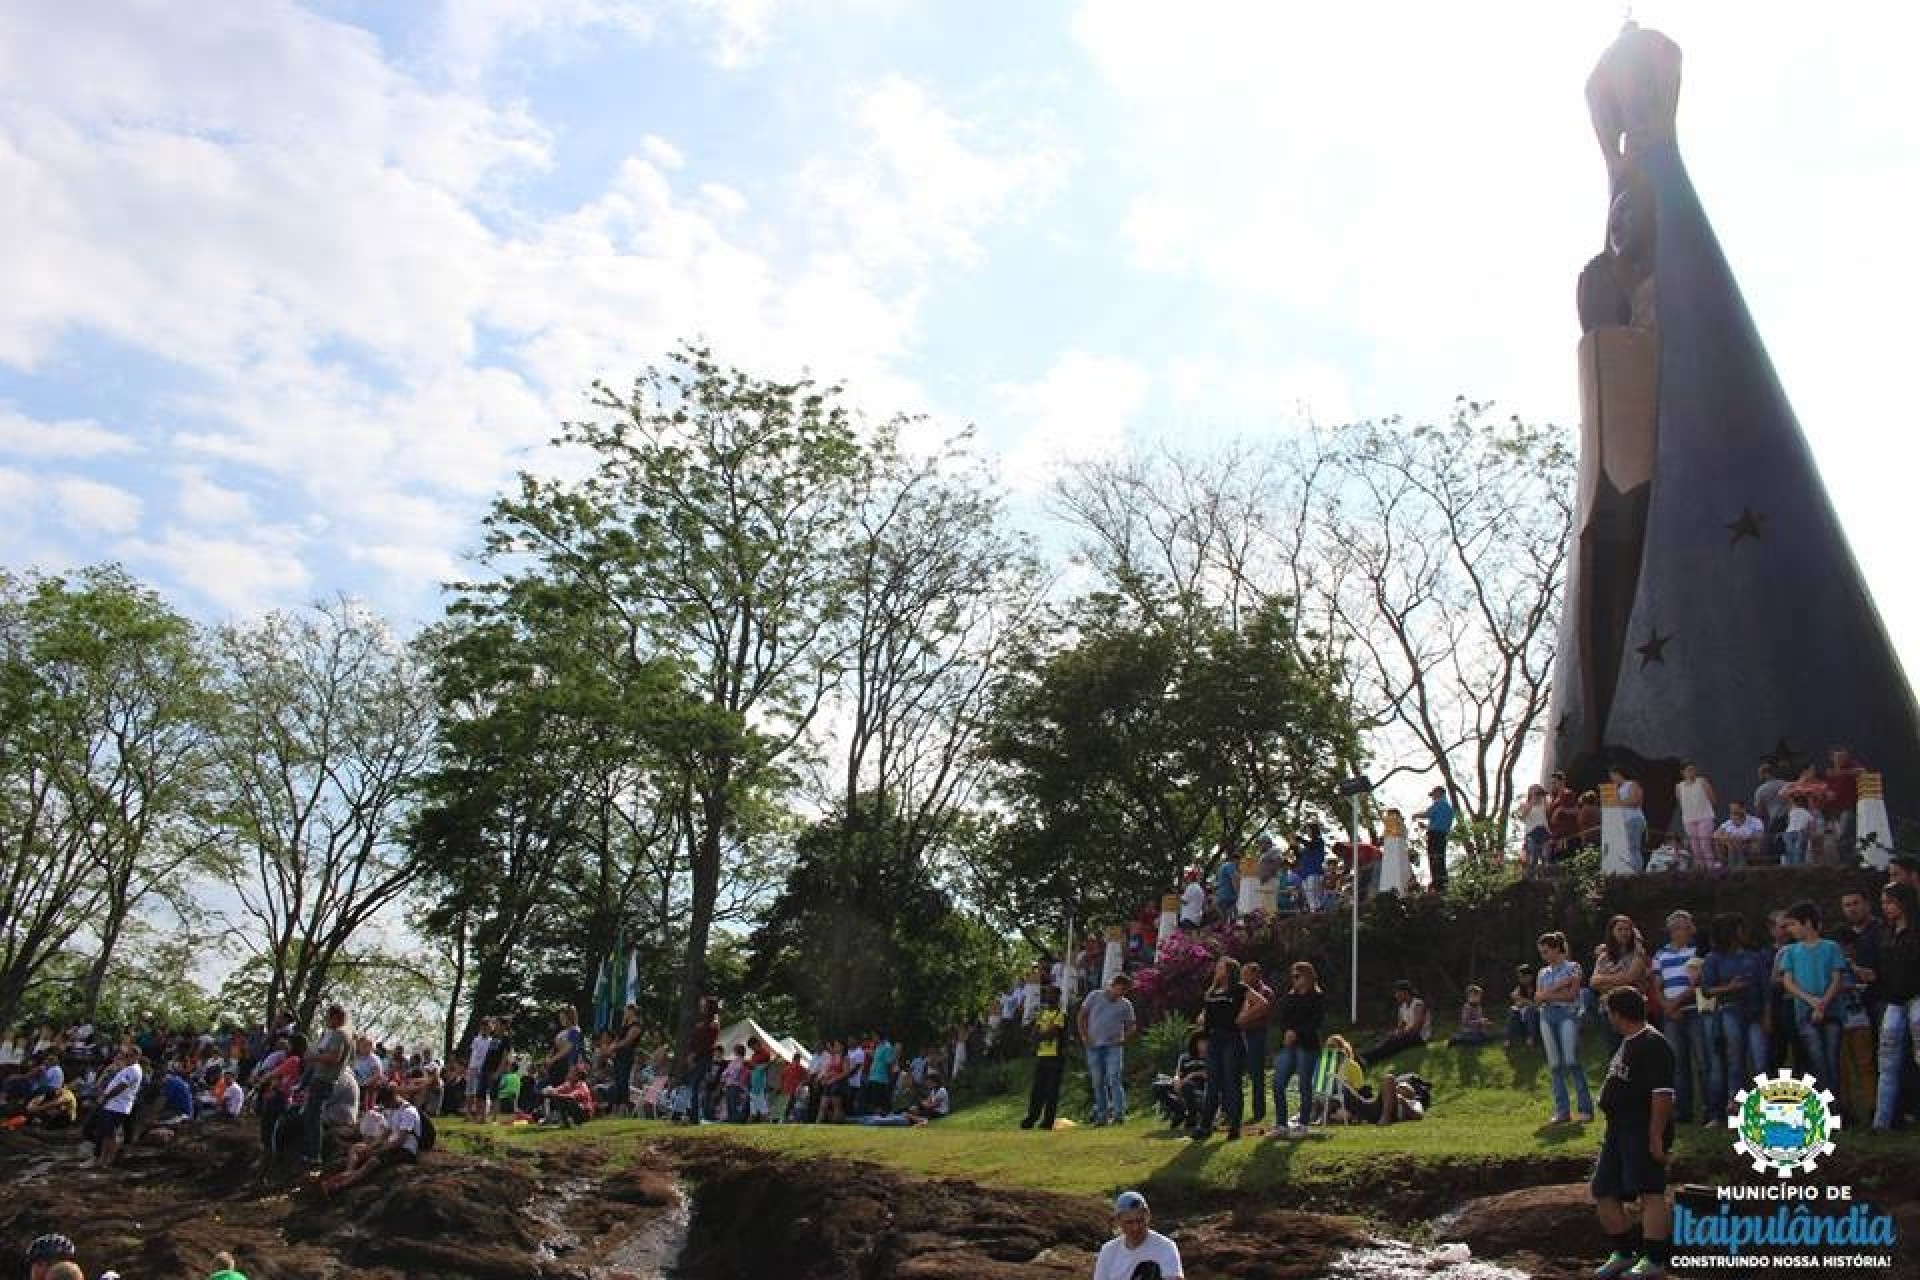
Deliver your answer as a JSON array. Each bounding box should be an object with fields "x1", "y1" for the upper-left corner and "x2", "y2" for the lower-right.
[{"x1": 1591, "y1": 987, "x2": 1675, "y2": 1280}]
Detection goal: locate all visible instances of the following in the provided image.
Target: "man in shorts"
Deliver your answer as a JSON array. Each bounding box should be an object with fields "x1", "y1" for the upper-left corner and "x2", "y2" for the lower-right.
[
  {"x1": 89, "y1": 1046, "x2": 144, "y2": 1166},
  {"x1": 1591, "y1": 987, "x2": 1676, "y2": 1280}
]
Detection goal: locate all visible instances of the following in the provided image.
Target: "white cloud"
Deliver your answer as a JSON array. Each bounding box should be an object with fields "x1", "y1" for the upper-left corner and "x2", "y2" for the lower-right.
[
  {"x1": 0, "y1": 5, "x2": 1042, "y2": 617},
  {"x1": 119, "y1": 526, "x2": 311, "y2": 616},
  {"x1": 0, "y1": 407, "x2": 137, "y2": 460},
  {"x1": 681, "y1": 0, "x2": 780, "y2": 68},
  {"x1": 995, "y1": 352, "x2": 1150, "y2": 493},
  {"x1": 172, "y1": 466, "x2": 255, "y2": 526},
  {"x1": 802, "y1": 75, "x2": 1072, "y2": 273},
  {"x1": 641, "y1": 134, "x2": 685, "y2": 170},
  {"x1": 52, "y1": 477, "x2": 141, "y2": 536}
]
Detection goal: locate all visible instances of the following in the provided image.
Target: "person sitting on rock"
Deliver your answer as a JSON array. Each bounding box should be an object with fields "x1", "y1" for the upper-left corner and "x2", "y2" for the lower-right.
[
  {"x1": 18, "y1": 1079, "x2": 78, "y2": 1129},
  {"x1": 323, "y1": 1085, "x2": 421, "y2": 1193}
]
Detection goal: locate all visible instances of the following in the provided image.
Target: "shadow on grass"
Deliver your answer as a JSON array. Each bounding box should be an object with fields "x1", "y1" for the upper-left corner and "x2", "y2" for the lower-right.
[
  {"x1": 1504, "y1": 1042, "x2": 1545, "y2": 1091},
  {"x1": 1531, "y1": 1118, "x2": 1599, "y2": 1146}
]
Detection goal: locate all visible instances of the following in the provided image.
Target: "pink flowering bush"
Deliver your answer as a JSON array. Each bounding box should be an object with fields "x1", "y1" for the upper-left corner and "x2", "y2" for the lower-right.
[
  {"x1": 1131, "y1": 912, "x2": 1338, "y2": 1022},
  {"x1": 1130, "y1": 933, "x2": 1218, "y2": 1020}
]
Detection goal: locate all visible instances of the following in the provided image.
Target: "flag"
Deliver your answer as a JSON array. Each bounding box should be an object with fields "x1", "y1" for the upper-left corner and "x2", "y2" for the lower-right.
[
  {"x1": 624, "y1": 941, "x2": 640, "y2": 1019},
  {"x1": 592, "y1": 952, "x2": 611, "y2": 1033}
]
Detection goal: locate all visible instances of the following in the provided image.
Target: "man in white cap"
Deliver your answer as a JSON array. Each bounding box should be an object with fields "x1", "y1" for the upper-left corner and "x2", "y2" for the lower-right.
[{"x1": 1093, "y1": 1190, "x2": 1183, "y2": 1280}]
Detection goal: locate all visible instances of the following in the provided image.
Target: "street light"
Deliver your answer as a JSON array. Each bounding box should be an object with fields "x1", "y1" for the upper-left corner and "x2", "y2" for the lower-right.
[{"x1": 1336, "y1": 774, "x2": 1374, "y2": 1023}]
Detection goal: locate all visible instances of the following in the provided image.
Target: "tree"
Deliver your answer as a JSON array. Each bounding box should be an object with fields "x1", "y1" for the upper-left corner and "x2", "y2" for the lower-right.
[
  {"x1": 1054, "y1": 404, "x2": 1575, "y2": 859},
  {"x1": 1298, "y1": 407, "x2": 1573, "y2": 854},
  {"x1": 751, "y1": 801, "x2": 1011, "y2": 1047},
  {"x1": 211, "y1": 598, "x2": 437, "y2": 1029},
  {"x1": 977, "y1": 594, "x2": 1360, "y2": 940},
  {"x1": 830, "y1": 426, "x2": 1042, "y2": 857},
  {"x1": 0, "y1": 566, "x2": 220, "y2": 1029},
  {"x1": 408, "y1": 586, "x2": 676, "y2": 1056},
  {"x1": 476, "y1": 344, "x2": 864, "y2": 1060}
]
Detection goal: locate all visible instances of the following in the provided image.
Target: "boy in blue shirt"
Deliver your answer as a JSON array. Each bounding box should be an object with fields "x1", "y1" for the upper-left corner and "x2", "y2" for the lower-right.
[{"x1": 1781, "y1": 900, "x2": 1845, "y2": 1094}]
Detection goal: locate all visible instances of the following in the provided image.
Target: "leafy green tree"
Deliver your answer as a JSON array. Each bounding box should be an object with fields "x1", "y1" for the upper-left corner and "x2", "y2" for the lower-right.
[
  {"x1": 0, "y1": 566, "x2": 220, "y2": 1029},
  {"x1": 977, "y1": 594, "x2": 1361, "y2": 940},
  {"x1": 751, "y1": 801, "x2": 1011, "y2": 1048},
  {"x1": 408, "y1": 584, "x2": 678, "y2": 1055},
  {"x1": 474, "y1": 345, "x2": 865, "y2": 1058}
]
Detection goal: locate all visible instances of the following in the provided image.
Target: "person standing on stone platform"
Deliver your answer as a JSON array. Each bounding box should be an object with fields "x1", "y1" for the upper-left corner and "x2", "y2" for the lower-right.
[{"x1": 1420, "y1": 788, "x2": 1452, "y2": 893}]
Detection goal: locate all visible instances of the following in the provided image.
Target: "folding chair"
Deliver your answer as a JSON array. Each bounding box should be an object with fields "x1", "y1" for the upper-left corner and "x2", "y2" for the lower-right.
[{"x1": 1303, "y1": 1047, "x2": 1343, "y2": 1134}]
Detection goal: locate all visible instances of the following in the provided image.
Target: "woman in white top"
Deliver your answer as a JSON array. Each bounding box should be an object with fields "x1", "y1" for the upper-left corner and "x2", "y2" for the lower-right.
[
  {"x1": 1608, "y1": 768, "x2": 1646, "y2": 872},
  {"x1": 1675, "y1": 761, "x2": 1719, "y2": 868},
  {"x1": 1536, "y1": 932, "x2": 1594, "y2": 1124}
]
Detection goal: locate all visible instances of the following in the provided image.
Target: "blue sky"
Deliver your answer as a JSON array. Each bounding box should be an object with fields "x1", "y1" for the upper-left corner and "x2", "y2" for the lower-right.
[{"x1": 2, "y1": 1, "x2": 1917, "y2": 684}]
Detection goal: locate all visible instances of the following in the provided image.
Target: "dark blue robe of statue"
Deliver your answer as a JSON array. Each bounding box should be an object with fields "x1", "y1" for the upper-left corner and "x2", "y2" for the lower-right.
[{"x1": 1544, "y1": 25, "x2": 1919, "y2": 831}]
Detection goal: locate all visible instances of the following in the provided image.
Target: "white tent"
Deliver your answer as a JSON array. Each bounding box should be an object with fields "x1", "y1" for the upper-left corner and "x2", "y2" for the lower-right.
[{"x1": 717, "y1": 1017, "x2": 810, "y2": 1066}]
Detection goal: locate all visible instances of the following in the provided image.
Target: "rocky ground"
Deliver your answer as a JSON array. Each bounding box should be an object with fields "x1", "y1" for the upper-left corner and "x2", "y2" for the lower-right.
[{"x1": 5, "y1": 1121, "x2": 1916, "y2": 1278}]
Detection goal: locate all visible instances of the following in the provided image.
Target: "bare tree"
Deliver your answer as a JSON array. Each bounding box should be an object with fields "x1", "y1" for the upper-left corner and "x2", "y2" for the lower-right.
[
  {"x1": 832, "y1": 428, "x2": 1045, "y2": 861},
  {"x1": 1052, "y1": 401, "x2": 1574, "y2": 856},
  {"x1": 212, "y1": 598, "x2": 437, "y2": 1028},
  {"x1": 1301, "y1": 405, "x2": 1573, "y2": 851}
]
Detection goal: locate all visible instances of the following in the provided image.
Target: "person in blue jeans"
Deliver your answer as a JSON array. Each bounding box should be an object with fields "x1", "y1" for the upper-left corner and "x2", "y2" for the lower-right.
[
  {"x1": 1873, "y1": 884, "x2": 1920, "y2": 1130},
  {"x1": 1239, "y1": 962, "x2": 1276, "y2": 1125},
  {"x1": 1269, "y1": 961, "x2": 1326, "y2": 1131},
  {"x1": 1699, "y1": 912, "x2": 1770, "y2": 1123},
  {"x1": 1780, "y1": 900, "x2": 1846, "y2": 1094},
  {"x1": 1536, "y1": 932, "x2": 1595, "y2": 1122},
  {"x1": 1652, "y1": 910, "x2": 1705, "y2": 1122},
  {"x1": 1190, "y1": 957, "x2": 1252, "y2": 1141},
  {"x1": 1077, "y1": 972, "x2": 1137, "y2": 1125}
]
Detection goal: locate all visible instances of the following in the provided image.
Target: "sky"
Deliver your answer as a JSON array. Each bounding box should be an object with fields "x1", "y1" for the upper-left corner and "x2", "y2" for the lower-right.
[{"x1": 2, "y1": 1, "x2": 1918, "y2": 683}]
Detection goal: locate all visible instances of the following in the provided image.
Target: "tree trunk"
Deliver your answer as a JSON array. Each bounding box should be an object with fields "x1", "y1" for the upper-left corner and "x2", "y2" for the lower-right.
[
  {"x1": 78, "y1": 905, "x2": 128, "y2": 1025},
  {"x1": 441, "y1": 915, "x2": 468, "y2": 1061},
  {"x1": 674, "y1": 782, "x2": 727, "y2": 1067}
]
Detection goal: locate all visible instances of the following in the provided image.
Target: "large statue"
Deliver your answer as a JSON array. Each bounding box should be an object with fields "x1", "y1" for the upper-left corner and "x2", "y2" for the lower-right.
[{"x1": 1544, "y1": 24, "x2": 1920, "y2": 834}]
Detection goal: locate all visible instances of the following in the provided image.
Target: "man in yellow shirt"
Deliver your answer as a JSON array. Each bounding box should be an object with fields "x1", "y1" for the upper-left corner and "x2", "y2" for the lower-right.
[
  {"x1": 23, "y1": 1084, "x2": 77, "y2": 1129},
  {"x1": 1020, "y1": 986, "x2": 1066, "y2": 1130}
]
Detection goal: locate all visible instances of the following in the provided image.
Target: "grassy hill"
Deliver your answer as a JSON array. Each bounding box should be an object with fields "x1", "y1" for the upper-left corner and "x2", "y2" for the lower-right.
[{"x1": 445, "y1": 1024, "x2": 1920, "y2": 1215}]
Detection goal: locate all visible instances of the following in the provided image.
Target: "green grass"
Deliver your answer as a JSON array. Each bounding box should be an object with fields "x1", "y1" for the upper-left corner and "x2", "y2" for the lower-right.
[{"x1": 439, "y1": 1029, "x2": 1920, "y2": 1212}]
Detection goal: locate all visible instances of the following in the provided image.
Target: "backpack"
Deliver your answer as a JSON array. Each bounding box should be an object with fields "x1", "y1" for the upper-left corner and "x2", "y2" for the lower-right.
[
  {"x1": 1402, "y1": 1074, "x2": 1434, "y2": 1108},
  {"x1": 418, "y1": 1113, "x2": 437, "y2": 1153}
]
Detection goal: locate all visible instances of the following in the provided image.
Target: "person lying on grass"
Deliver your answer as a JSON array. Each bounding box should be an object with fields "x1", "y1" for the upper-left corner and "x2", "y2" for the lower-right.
[{"x1": 852, "y1": 1072, "x2": 950, "y2": 1126}]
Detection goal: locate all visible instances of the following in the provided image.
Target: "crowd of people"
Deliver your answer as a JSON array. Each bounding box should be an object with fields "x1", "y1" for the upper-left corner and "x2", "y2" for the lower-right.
[
  {"x1": 988, "y1": 855, "x2": 1920, "y2": 1159},
  {"x1": 1113, "y1": 748, "x2": 1885, "y2": 948},
  {"x1": 3, "y1": 769, "x2": 1911, "y2": 1280},
  {"x1": 1573, "y1": 747, "x2": 1876, "y2": 874}
]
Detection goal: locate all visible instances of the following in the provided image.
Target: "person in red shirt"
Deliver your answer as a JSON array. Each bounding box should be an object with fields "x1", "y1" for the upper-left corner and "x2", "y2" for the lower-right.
[
  {"x1": 543, "y1": 1063, "x2": 596, "y2": 1127},
  {"x1": 1548, "y1": 771, "x2": 1582, "y2": 859},
  {"x1": 1823, "y1": 745, "x2": 1866, "y2": 860},
  {"x1": 777, "y1": 1055, "x2": 807, "y2": 1123}
]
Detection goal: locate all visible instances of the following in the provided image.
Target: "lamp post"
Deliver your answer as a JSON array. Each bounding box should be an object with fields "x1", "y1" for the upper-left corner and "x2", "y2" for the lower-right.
[{"x1": 1336, "y1": 774, "x2": 1375, "y2": 1023}]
